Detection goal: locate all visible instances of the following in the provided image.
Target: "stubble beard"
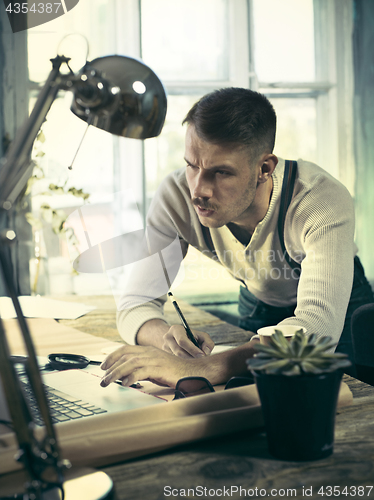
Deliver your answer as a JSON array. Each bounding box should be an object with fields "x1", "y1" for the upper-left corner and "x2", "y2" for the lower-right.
[{"x1": 192, "y1": 172, "x2": 258, "y2": 229}]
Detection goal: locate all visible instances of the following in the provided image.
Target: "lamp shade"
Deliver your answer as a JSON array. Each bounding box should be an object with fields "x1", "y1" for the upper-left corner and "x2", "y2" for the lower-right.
[{"x1": 70, "y1": 55, "x2": 167, "y2": 139}]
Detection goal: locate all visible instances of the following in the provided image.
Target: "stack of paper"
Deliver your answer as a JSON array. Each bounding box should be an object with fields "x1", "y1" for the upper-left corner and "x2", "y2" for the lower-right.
[{"x1": 0, "y1": 296, "x2": 96, "y2": 320}]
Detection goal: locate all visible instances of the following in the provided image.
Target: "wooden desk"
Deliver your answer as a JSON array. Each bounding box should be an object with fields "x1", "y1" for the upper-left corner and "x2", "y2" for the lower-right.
[
  {"x1": 55, "y1": 295, "x2": 374, "y2": 500},
  {"x1": 57, "y1": 294, "x2": 253, "y2": 346}
]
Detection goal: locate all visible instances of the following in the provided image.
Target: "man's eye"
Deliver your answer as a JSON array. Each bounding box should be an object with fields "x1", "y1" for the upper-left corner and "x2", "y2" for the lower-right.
[{"x1": 217, "y1": 170, "x2": 231, "y2": 176}]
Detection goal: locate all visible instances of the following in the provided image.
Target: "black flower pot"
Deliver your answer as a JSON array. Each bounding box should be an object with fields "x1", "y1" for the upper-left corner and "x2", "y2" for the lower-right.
[{"x1": 253, "y1": 370, "x2": 343, "y2": 461}]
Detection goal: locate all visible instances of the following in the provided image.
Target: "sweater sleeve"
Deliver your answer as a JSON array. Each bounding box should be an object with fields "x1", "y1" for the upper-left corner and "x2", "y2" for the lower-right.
[
  {"x1": 277, "y1": 173, "x2": 356, "y2": 344},
  {"x1": 116, "y1": 171, "x2": 190, "y2": 344}
]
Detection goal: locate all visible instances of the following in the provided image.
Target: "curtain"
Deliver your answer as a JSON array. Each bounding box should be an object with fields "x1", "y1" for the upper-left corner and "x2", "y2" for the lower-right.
[{"x1": 0, "y1": 7, "x2": 31, "y2": 295}]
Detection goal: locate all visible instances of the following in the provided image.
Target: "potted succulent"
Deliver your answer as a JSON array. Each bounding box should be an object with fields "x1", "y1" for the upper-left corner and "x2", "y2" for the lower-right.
[{"x1": 246, "y1": 329, "x2": 351, "y2": 461}]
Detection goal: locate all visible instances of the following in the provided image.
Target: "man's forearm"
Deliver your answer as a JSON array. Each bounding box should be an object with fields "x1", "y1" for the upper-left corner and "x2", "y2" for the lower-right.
[
  {"x1": 103, "y1": 330, "x2": 259, "y2": 388},
  {"x1": 198, "y1": 341, "x2": 259, "y2": 385},
  {"x1": 135, "y1": 319, "x2": 259, "y2": 385},
  {"x1": 136, "y1": 319, "x2": 170, "y2": 348}
]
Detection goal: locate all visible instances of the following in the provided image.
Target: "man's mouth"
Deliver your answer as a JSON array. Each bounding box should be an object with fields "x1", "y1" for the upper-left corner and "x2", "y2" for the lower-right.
[{"x1": 195, "y1": 205, "x2": 215, "y2": 217}]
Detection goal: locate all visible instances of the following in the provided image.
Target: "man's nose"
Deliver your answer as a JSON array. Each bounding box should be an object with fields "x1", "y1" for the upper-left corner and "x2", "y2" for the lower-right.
[{"x1": 191, "y1": 172, "x2": 213, "y2": 199}]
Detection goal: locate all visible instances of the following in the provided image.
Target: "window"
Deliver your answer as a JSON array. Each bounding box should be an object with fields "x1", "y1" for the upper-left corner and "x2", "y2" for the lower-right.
[
  {"x1": 252, "y1": 0, "x2": 315, "y2": 83},
  {"x1": 251, "y1": 0, "x2": 354, "y2": 188},
  {"x1": 27, "y1": 0, "x2": 134, "y2": 296},
  {"x1": 138, "y1": 0, "x2": 354, "y2": 303},
  {"x1": 140, "y1": 0, "x2": 249, "y2": 301},
  {"x1": 141, "y1": 0, "x2": 230, "y2": 82},
  {"x1": 26, "y1": 0, "x2": 354, "y2": 300},
  {"x1": 252, "y1": 0, "x2": 318, "y2": 164}
]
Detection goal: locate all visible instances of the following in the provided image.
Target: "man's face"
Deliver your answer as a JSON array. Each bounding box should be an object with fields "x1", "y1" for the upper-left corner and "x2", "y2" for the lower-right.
[{"x1": 184, "y1": 125, "x2": 261, "y2": 228}]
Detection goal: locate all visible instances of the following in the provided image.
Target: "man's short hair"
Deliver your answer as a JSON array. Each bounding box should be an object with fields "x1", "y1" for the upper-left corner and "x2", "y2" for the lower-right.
[{"x1": 183, "y1": 87, "x2": 276, "y2": 160}]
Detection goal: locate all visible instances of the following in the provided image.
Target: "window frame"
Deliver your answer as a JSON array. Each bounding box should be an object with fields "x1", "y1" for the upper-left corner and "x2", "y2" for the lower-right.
[
  {"x1": 25, "y1": 0, "x2": 356, "y2": 297},
  {"x1": 27, "y1": 0, "x2": 355, "y2": 217},
  {"x1": 249, "y1": 0, "x2": 355, "y2": 192},
  {"x1": 138, "y1": 0, "x2": 355, "y2": 206}
]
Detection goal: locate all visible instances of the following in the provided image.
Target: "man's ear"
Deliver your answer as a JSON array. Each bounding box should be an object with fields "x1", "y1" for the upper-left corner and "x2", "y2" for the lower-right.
[{"x1": 257, "y1": 154, "x2": 278, "y2": 183}]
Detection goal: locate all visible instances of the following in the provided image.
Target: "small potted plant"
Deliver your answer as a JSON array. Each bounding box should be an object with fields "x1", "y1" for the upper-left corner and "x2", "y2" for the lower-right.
[
  {"x1": 246, "y1": 329, "x2": 351, "y2": 461},
  {"x1": 19, "y1": 129, "x2": 89, "y2": 294}
]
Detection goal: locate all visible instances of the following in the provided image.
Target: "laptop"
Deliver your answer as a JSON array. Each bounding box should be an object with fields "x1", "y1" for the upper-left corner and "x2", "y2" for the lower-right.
[{"x1": 0, "y1": 356, "x2": 165, "y2": 428}]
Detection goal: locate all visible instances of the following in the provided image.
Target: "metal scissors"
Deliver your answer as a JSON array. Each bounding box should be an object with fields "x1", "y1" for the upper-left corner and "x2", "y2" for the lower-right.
[
  {"x1": 47, "y1": 353, "x2": 102, "y2": 370},
  {"x1": 46, "y1": 353, "x2": 143, "y2": 388}
]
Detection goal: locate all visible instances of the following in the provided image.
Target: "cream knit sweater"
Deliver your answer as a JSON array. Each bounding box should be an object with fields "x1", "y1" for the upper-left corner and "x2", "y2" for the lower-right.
[{"x1": 117, "y1": 159, "x2": 356, "y2": 345}]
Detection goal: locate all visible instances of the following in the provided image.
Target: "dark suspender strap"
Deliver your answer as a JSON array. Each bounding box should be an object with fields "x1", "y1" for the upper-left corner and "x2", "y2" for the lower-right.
[
  {"x1": 278, "y1": 160, "x2": 301, "y2": 270},
  {"x1": 201, "y1": 224, "x2": 216, "y2": 256}
]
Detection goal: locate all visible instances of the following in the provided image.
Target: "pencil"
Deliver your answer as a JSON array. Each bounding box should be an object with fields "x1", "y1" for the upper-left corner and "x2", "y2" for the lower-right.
[{"x1": 168, "y1": 292, "x2": 200, "y2": 348}]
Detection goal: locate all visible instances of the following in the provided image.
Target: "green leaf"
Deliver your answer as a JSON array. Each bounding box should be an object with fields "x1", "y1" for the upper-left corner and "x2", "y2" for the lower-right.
[
  {"x1": 333, "y1": 359, "x2": 352, "y2": 369},
  {"x1": 269, "y1": 330, "x2": 290, "y2": 352},
  {"x1": 40, "y1": 205, "x2": 53, "y2": 224},
  {"x1": 314, "y1": 335, "x2": 334, "y2": 347},
  {"x1": 307, "y1": 342, "x2": 337, "y2": 356},
  {"x1": 246, "y1": 358, "x2": 273, "y2": 370},
  {"x1": 253, "y1": 352, "x2": 275, "y2": 360},
  {"x1": 51, "y1": 209, "x2": 68, "y2": 235},
  {"x1": 37, "y1": 130, "x2": 46, "y2": 143},
  {"x1": 289, "y1": 337, "x2": 301, "y2": 357},
  {"x1": 254, "y1": 344, "x2": 287, "y2": 358},
  {"x1": 294, "y1": 334, "x2": 308, "y2": 357},
  {"x1": 298, "y1": 344, "x2": 316, "y2": 357},
  {"x1": 321, "y1": 352, "x2": 348, "y2": 360},
  {"x1": 281, "y1": 365, "x2": 302, "y2": 376},
  {"x1": 248, "y1": 358, "x2": 294, "y2": 373},
  {"x1": 25, "y1": 213, "x2": 43, "y2": 230},
  {"x1": 24, "y1": 177, "x2": 37, "y2": 196},
  {"x1": 307, "y1": 333, "x2": 318, "y2": 344},
  {"x1": 48, "y1": 184, "x2": 65, "y2": 195},
  {"x1": 265, "y1": 359, "x2": 295, "y2": 371},
  {"x1": 300, "y1": 361, "x2": 324, "y2": 374},
  {"x1": 68, "y1": 187, "x2": 90, "y2": 200}
]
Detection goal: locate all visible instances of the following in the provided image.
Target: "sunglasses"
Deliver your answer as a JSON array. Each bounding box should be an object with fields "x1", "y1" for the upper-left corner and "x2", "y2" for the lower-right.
[{"x1": 173, "y1": 375, "x2": 254, "y2": 400}]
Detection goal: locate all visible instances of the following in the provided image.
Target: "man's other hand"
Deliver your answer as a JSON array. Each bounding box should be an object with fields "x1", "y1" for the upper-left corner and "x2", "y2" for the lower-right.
[
  {"x1": 100, "y1": 337, "x2": 260, "y2": 389},
  {"x1": 100, "y1": 345, "x2": 206, "y2": 388}
]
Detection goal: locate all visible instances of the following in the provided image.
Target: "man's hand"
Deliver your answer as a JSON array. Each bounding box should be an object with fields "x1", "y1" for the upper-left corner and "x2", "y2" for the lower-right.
[
  {"x1": 136, "y1": 319, "x2": 215, "y2": 358},
  {"x1": 100, "y1": 345, "x2": 207, "y2": 388},
  {"x1": 161, "y1": 324, "x2": 215, "y2": 358},
  {"x1": 100, "y1": 337, "x2": 260, "y2": 389}
]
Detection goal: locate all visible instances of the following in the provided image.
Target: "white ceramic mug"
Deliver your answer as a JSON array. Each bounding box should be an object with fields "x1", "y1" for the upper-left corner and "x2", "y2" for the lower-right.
[{"x1": 257, "y1": 325, "x2": 306, "y2": 345}]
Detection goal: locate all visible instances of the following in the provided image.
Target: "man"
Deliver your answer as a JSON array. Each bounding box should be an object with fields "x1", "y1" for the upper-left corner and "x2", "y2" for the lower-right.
[{"x1": 100, "y1": 88, "x2": 374, "y2": 389}]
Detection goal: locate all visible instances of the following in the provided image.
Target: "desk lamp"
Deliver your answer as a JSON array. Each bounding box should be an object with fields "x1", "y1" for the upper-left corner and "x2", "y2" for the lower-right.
[{"x1": 0, "y1": 53, "x2": 167, "y2": 499}]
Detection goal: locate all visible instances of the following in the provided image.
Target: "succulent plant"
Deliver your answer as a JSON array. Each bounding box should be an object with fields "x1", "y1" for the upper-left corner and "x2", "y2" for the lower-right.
[{"x1": 246, "y1": 329, "x2": 351, "y2": 376}]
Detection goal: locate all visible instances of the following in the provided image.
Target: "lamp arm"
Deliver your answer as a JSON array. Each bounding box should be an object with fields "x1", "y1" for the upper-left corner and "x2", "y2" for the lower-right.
[
  {"x1": 0, "y1": 52, "x2": 165, "y2": 497},
  {"x1": 0, "y1": 55, "x2": 76, "y2": 498},
  {"x1": 0, "y1": 242, "x2": 68, "y2": 499},
  {"x1": 0, "y1": 309, "x2": 34, "y2": 447},
  {"x1": 0, "y1": 55, "x2": 71, "y2": 209},
  {"x1": 0, "y1": 53, "x2": 117, "y2": 497}
]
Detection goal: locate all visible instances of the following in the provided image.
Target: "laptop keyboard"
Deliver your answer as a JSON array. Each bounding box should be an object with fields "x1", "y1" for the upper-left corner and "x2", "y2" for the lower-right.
[{"x1": 21, "y1": 379, "x2": 108, "y2": 426}]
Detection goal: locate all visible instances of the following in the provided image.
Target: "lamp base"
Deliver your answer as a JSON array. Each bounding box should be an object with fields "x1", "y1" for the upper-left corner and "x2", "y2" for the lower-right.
[{"x1": 0, "y1": 468, "x2": 115, "y2": 500}]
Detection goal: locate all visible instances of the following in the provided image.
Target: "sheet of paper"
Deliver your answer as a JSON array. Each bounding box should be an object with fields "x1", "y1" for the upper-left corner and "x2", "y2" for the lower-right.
[
  {"x1": 211, "y1": 345, "x2": 236, "y2": 354},
  {"x1": 0, "y1": 296, "x2": 96, "y2": 320},
  {"x1": 101, "y1": 344, "x2": 236, "y2": 355},
  {"x1": 5, "y1": 318, "x2": 119, "y2": 358}
]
